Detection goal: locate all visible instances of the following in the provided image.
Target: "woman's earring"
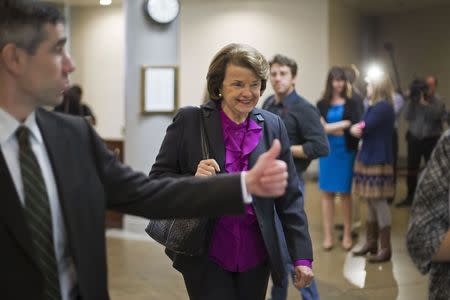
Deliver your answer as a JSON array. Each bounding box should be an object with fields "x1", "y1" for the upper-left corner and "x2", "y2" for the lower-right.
[{"x1": 218, "y1": 93, "x2": 222, "y2": 97}]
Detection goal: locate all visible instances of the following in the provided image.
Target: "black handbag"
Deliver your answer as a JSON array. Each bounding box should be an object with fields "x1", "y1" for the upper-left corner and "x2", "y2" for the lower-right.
[{"x1": 145, "y1": 107, "x2": 212, "y2": 256}]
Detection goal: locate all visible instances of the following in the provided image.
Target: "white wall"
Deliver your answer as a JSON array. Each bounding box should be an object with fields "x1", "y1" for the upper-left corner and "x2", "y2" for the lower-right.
[
  {"x1": 179, "y1": 0, "x2": 329, "y2": 106},
  {"x1": 328, "y1": 0, "x2": 362, "y2": 68},
  {"x1": 70, "y1": 5, "x2": 125, "y2": 140},
  {"x1": 123, "y1": 1, "x2": 179, "y2": 234}
]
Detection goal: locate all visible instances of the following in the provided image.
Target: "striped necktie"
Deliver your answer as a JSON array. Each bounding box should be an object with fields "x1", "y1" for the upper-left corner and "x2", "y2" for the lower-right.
[{"x1": 16, "y1": 125, "x2": 62, "y2": 300}]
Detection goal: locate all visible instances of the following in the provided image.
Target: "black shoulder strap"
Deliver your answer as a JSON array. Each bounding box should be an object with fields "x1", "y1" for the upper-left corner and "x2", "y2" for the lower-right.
[{"x1": 199, "y1": 108, "x2": 210, "y2": 160}]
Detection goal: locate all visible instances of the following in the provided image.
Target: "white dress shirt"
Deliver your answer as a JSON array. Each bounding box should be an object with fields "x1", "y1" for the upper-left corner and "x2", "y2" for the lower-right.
[
  {"x1": 0, "y1": 108, "x2": 77, "y2": 300},
  {"x1": 241, "y1": 171, "x2": 253, "y2": 204}
]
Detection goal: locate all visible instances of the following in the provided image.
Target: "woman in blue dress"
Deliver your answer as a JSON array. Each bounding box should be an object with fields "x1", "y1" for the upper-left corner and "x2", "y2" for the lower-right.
[{"x1": 317, "y1": 67, "x2": 362, "y2": 250}]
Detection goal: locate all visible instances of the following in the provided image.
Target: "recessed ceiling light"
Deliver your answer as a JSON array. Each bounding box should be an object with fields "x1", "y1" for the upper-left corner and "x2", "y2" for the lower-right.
[{"x1": 100, "y1": 0, "x2": 112, "y2": 6}]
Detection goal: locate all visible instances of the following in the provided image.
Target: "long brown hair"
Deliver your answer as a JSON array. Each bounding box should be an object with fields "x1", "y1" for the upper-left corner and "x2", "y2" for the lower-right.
[{"x1": 321, "y1": 67, "x2": 348, "y2": 105}]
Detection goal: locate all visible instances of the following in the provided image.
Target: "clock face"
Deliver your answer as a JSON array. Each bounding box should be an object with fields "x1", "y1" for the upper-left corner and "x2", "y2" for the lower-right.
[{"x1": 146, "y1": 0, "x2": 180, "y2": 24}]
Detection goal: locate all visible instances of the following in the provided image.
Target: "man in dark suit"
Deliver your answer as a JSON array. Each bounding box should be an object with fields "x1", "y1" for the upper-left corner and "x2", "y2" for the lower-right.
[{"x1": 0, "y1": 2, "x2": 288, "y2": 299}]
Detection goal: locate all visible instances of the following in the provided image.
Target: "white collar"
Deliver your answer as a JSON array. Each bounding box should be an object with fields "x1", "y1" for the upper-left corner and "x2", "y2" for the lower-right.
[{"x1": 0, "y1": 107, "x2": 44, "y2": 145}]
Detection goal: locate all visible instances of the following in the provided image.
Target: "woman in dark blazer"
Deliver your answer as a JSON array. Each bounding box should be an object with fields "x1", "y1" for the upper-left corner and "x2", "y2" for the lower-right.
[
  {"x1": 148, "y1": 44, "x2": 314, "y2": 300},
  {"x1": 316, "y1": 67, "x2": 362, "y2": 251}
]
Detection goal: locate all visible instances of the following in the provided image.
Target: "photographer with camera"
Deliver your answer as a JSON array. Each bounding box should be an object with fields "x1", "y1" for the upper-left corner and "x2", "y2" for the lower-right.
[{"x1": 397, "y1": 78, "x2": 446, "y2": 207}]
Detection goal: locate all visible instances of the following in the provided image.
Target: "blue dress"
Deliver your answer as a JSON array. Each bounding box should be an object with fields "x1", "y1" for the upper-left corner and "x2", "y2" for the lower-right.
[{"x1": 319, "y1": 104, "x2": 356, "y2": 193}]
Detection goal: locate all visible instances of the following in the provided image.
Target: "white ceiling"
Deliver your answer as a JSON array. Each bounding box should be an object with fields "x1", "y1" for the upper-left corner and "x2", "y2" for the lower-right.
[{"x1": 47, "y1": 0, "x2": 450, "y2": 13}]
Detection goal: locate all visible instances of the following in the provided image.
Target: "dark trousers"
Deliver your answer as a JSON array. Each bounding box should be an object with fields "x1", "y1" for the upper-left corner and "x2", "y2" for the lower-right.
[
  {"x1": 406, "y1": 132, "x2": 440, "y2": 199},
  {"x1": 269, "y1": 240, "x2": 320, "y2": 300},
  {"x1": 388, "y1": 129, "x2": 399, "y2": 202},
  {"x1": 392, "y1": 129, "x2": 399, "y2": 186},
  {"x1": 269, "y1": 179, "x2": 320, "y2": 300},
  {"x1": 180, "y1": 256, "x2": 270, "y2": 300}
]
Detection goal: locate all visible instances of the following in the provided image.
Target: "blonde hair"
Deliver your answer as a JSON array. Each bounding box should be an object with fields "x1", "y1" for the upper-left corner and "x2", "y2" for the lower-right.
[
  {"x1": 368, "y1": 73, "x2": 394, "y2": 106},
  {"x1": 206, "y1": 43, "x2": 269, "y2": 101}
]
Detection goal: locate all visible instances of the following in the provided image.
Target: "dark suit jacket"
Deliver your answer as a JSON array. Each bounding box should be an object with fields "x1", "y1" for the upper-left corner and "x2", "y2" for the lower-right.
[
  {"x1": 150, "y1": 100, "x2": 313, "y2": 287},
  {"x1": 317, "y1": 97, "x2": 362, "y2": 151},
  {"x1": 262, "y1": 91, "x2": 329, "y2": 174},
  {"x1": 0, "y1": 108, "x2": 246, "y2": 300}
]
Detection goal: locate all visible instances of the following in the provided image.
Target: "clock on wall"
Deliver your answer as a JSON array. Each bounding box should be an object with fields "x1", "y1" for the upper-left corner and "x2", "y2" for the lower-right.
[{"x1": 145, "y1": 0, "x2": 180, "y2": 24}]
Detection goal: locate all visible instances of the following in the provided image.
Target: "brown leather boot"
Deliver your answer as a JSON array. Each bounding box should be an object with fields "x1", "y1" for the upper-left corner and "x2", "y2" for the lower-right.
[
  {"x1": 368, "y1": 226, "x2": 392, "y2": 263},
  {"x1": 353, "y1": 222, "x2": 378, "y2": 256}
]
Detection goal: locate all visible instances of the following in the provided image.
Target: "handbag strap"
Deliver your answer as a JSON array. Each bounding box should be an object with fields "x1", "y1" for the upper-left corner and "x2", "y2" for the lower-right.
[{"x1": 199, "y1": 108, "x2": 210, "y2": 160}]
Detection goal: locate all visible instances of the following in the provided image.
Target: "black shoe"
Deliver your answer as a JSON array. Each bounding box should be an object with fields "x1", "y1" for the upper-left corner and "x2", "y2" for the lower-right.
[
  {"x1": 396, "y1": 197, "x2": 412, "y2": 207},
  {"x1": 387, "y1": 197, "x2": 394, "y2": 205}
]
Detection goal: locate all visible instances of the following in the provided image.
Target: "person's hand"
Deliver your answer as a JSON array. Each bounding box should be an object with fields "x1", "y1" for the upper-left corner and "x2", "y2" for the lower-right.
[
  {"x1": 195, "y1": 159, "x2": 220, "y2": 177},
  {"x1": 245, "y1": 139, "x2": 288, "y2": 197},
  {"x1": 420, "y1": 98, "x2": 429, "y2": 106},
  {"x1": 350, "y1": 123, "x2": 363, "y2": 138},
  {"x1": 293, "y1": 266, "x2": 314, "y2": 289},
  {"x1": 320, "y1": 117, "x2": 327, "y2": 127}
]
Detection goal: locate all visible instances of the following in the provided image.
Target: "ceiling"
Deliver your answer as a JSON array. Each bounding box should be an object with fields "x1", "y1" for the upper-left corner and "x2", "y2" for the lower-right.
[
  {"x1": 343, "y1": 0, "x2": 450, "y2": 15},
  {"x1": 48, "y1": 0, "x2": 122, "y2": 6},
  {"x1": 47, "y1": 0, "x2": 450, "y2": 13}
]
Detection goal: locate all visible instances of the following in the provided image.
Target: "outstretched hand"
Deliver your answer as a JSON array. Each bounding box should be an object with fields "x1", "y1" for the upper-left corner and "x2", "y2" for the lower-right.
[{"x1": 245, "y1": 139, "x2": 288, "y2": 197}]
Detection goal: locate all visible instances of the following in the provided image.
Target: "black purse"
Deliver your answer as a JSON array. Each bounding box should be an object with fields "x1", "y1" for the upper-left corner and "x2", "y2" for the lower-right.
[{"x1": 145, "y1": 107, "x2": 212, "y2": 256}]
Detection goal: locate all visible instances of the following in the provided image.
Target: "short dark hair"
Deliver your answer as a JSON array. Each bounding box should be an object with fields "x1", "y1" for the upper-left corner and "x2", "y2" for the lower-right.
[
  {"x1": 0, "y1": 0, "x2": 65, "y2": 54},
  {"x1": 409, "y1": 78, "x2": 429, "y2": 102},
  {"x1": 269, "y1": 54, "x2": 298, "y2": 77},
  {"x1": 68, "y1": 85, "x2": 83, "y2": 98},
  {"x1": 207, "y1": 43, "x2": 269, "y2": 101},
  {"x1": 71, "y1": 84, "x2": 83, "y2": 94}
]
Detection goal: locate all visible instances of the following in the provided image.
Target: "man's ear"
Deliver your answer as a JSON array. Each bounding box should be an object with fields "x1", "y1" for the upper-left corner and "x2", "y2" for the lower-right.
[{"x1": 0, "y1": 44, "x2": 27, "y2": 75}]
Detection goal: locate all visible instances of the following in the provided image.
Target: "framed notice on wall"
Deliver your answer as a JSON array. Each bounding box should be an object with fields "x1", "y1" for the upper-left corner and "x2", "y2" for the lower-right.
[{"x1": 141, "y1": 65, "x2": 178, "y2": 114}]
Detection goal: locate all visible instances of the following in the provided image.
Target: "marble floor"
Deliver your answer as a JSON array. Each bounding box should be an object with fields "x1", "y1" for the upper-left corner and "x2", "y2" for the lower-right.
[{"x1": 106, "y1": 179, "x2": 428, "y2": 300}]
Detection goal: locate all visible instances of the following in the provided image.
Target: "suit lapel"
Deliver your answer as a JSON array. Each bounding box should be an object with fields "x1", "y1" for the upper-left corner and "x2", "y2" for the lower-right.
[
  {"x1": 0, "y1": 109, "x2": 80, "y2": 271},
  {"x1": 35, "y1": 109, "x2": 77, "y2": 253},
  {"x1": 0, "y1": 150, "x2": 38, "y2": 267},
  {"x1": 248, "y1": 111, "x2": 267, "y2": 168},
  {"x1": 202, "y1": 101, "x2": 226, "y2": 172},
  {"x1": 247, "y1": 110, "x2": 267, "y2": 213}
]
